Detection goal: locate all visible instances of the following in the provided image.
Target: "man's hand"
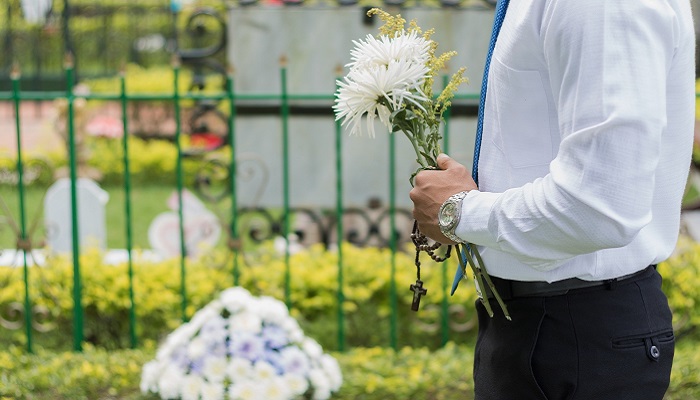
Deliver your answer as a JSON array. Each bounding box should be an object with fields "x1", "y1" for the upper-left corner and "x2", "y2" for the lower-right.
[{"x1": 409, "y1": 153, "x2": 477, "y2": 244}]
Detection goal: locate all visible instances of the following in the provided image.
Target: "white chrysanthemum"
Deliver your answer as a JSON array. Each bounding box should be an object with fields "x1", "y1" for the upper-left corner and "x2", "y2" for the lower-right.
[
  {"x1": 334, "y1": 58, "x2": 430, "y2": 137},
  {"x1": 309, "y1": 368, "x2": 330, "y2": 390},
  {"x1": 200, "y1": 381, "x2": 225, "y2": 400},
  {"x1": 347, "y1": 32, "x2": 432, "y2": 72},
  {"x1": 226, "y1": 357, "x2": 254, "y2": 382},
  {"x1": 229, "y1": 311, "x2": 263, "y2": 334},
  {"x1": 313, "y1": 385, "x2": 332, "y2": 400},
  {"x1": 309, "y1": 368, "x2": 332, "y2": 400},
  {"x1": 157, "y1": 322, "x2": 198, "y2": 359},
  {"x1": 200, "y1": 314, "x2": 227, "y2": 336},
  {"x1": 280, "y1": 317, "x2": 304, "y2": 343},
  {"x1": 139, "y1": 361, "x2": 160, "y2": 393},
  {"x1": 257, "y1": 296, "x2": 290, "y2": 324},
  {"x1": 280, "y1": 346, "x2": 311, "y2": 376},
  {"x1": 262, "y1": 377, "x2": 293, "y2": 400},
  {"x1": 181, "y1": 375, "x2": 205, "y2": 400},
  {"x1": 202, "y1": 356, "x2": 228, "y2": 383},
  {"x1": 221, "y1": 287, "x2": 254, "y2": 313},
  {"x1": 229, "y1": 332, "x2": 265, "y2": 361},
  {"x1": 229, "y1": 381, "x2": 265, "y2": 400},
  {"x1": 187, "y1": 304, "x2": 221, "y2": 332},
  {"x1": 320, "y1": 354, "x2": 343, "y2": 391},
  {"x1": 157, "y1": 365, "x2": 184, "y2": 399},
  {"x1": 301, "y1": 337, "x2": 323, "y2": 360},
  {"x1": 252, "y1": 360, "x2": 277, "y2": 382},
  {"x1": 187, "y1": 336, "x2": 208, "y2": 360},
  {"x1": 283, "y1": 373, "x2": 309, "y2": 397}
]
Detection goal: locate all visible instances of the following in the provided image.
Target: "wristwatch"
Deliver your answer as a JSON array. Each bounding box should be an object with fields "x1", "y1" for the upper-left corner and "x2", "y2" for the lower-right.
[{"x1": 438, "y1": 191, "x2": 468, "y2": 243}]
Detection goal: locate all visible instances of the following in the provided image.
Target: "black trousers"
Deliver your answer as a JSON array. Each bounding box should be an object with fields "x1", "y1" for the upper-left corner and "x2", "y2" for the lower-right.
[{"x1": 473, "y1": 266, "x2": 674, "y2": 400}]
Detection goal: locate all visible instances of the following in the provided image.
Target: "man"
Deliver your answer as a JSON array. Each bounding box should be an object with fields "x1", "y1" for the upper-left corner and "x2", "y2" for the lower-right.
[{"x1": 409, "y1": 0, "x2": 695, "y2": 399}]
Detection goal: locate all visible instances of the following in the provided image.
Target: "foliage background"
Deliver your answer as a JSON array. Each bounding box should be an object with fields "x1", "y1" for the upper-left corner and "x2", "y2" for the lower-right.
[{"x1": 1, "y1": 240, "x2": 700, "y2": 398}]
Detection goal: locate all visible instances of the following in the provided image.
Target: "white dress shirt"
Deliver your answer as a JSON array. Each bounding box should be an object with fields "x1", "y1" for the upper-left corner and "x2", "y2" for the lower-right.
[{"x1": 455, "y1": 0, "x2": 696, "y2": 282}]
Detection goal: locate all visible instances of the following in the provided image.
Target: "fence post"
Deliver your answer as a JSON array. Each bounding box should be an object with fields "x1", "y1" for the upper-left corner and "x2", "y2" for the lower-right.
[
  {"x1": 334, "y1": 68, "x2": 345, "y2": 352},
  {"x1": 65, "y1": 54, "x2": 83, "y2": 351},
  {"x1": 11, "y1": 64, "x2": 33, "y2": 354},
  {"x1": 173, "y1": 56, "x2": 188, "y2": 322},
  {"x1": 441, "y1": 74, "x2": 451, "y2": 347},
  {"x1": 280, "y1": 56, "x2": 291, "y2": 309},
  {"x1": 120, "y1": 69, "x2": 137, "y2": 348},
  {"x1": 389, "y1": 130, "x2": 398, "y2": 350},
  {"x1": 226, "y1": 67, "x2": 240, "y2": 286}
]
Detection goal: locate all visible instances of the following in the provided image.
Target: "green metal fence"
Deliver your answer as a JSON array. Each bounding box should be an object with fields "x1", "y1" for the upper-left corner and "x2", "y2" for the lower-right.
[{"x1": 0, "y1": 57, "x2": 485, "y2": 354}]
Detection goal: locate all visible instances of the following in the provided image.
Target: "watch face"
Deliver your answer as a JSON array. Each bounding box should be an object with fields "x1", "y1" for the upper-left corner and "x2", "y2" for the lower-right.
[{"x1": 439, "y1": 202, "x2": 458, "y2": 227}]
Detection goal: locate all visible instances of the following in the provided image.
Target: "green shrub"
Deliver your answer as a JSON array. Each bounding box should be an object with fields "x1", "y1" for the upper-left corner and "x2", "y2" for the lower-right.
[
  {"x1": 83, "y1": 136, "x2": 213, "y2": 186},
  {"x1": 0, "y1": 244, "x2": 478, "y2": 352},
  {"x1": 84, "y1": 64, "x2": 225, "y2": 99},
  {"x1": 665, "y1": 339, "x2": 700, "y2": 400},
  {"x1": 658, "y1": 237, "x2": 700, "y2": 338},
  {"x1": 0, "y1": 344, "x2": 152, "y2": 400},
  {"x1": 2, "y1": 340, "x2": 699, "y2": 400},
  {"x1": 0, "y1": 135, "x2": 222, "y2": 187},
  {"x1": 3, "y1": 239, "x2": 700, "y2": 352}
]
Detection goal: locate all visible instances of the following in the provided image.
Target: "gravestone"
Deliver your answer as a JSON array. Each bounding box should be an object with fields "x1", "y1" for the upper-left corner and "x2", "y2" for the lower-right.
[
  {"x1": 148, "y1": 189, "x2": 221, "y2": 259},
  {"x1": 44, "y1": 178, "x2": 109, "y2": 253}
]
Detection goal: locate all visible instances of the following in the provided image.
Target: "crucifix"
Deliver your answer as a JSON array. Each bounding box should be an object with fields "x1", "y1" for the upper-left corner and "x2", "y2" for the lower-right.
[
  {"x1": 409, "y1": 221, "x2": 451, "y2": 312},
  {"x1": 410, "y1": 280, "x2": 427, "y2": 311}
]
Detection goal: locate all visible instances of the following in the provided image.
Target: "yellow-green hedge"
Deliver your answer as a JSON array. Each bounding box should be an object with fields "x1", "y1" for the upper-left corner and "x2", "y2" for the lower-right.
[
  {"x1": 0, "y1": 244, "x2": 478, "y2": 351},
  {"x1": 2, "y1": 238, "x2": 700, "y2": 352},
  {"x1": 0, "y1": 136, "x2": 223, "y2": 187},
  {"x1": 658, "y1": 237, "x2": 700, "y2": 337},
  {"x1": 2, "y1": 340, "x2": 699, "y2": 400}
]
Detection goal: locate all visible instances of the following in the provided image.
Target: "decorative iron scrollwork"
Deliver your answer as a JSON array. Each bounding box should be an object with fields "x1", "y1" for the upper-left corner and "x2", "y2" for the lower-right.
[
  {"x1": 0, "y1": 156, "x2": 52, "y2": 260},
  {"x1": 0, "y1": 302, "x2": 55, "y2": 332},
  {"x1": 230, "y1": 206, "x2": 415, "y2": 249},
  {"x1": 177, "y1": 7, "x2": 229, "y2": 155},
  {"x1": 178, "y1": 8, "x2": 227, "y2": 65}
]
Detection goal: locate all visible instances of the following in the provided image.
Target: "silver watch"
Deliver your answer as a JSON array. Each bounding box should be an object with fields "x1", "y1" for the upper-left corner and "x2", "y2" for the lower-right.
[{"x1": 438, "y1": 191, "x2": 468, "y2": 243}]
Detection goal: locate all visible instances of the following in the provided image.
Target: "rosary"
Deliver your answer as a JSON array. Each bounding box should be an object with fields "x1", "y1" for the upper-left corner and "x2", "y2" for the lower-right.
[
  {"x1": 409, "y1": 221, "x2": 452, "y2": 311},
  {"x1": 409, "y1": 220, "x2": 512, "y2": 320}
]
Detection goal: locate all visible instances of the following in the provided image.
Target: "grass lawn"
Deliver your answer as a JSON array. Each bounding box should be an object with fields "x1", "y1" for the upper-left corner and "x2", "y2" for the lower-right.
[{"x1": 0, "y1": 184, "x2": 177, "y2": 249}]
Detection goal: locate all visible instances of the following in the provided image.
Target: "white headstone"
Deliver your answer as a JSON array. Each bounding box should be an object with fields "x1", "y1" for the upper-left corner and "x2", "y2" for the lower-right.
[
  {"x1": 20, "y1": 0, "x2": 52, "y2": 24},
  {"x1": 148, "y1": 189, "x2": 221, "y2": 259},
  {"x1": 44, "y1": 178, "x2": 109, "y2": 253}
]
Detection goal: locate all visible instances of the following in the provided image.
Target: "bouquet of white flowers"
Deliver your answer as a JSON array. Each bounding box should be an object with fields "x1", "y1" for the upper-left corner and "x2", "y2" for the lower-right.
[
  {"x1": 334, "y1": 9, "x2": 466, "y2": 182},
  {"x1": 140, "y1": 287, "x2": 342, "y2": 400},
  {"x1": 334, "y1": 9, "x2": 510, "y2": 320}
]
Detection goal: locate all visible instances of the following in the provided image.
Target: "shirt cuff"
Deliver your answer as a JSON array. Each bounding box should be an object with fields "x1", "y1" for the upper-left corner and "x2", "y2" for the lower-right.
[{"x1": 454, "y1": 190, "x2": 500, "y2": 248}]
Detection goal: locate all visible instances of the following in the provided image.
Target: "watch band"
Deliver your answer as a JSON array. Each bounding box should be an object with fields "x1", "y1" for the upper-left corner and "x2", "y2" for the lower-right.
[{"x1": 439, "y1": 191, "x2": 468, "y2": 243}]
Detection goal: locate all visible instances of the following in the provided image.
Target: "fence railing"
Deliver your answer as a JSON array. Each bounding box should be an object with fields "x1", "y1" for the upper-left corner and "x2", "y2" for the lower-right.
[{"x1": 0, "y1": 57, "x2": 488, "y2": 354}]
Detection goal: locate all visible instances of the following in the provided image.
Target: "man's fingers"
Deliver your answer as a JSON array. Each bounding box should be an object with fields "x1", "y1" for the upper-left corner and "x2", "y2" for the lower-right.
[{"x1": 437, "y1": 153, "x2": 460, "y2": 171}]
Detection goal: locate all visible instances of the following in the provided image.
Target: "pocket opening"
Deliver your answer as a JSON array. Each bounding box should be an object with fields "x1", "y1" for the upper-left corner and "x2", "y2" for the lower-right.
[{"x1": 611, "y1": 330, "x2": 674, "y2": 349}]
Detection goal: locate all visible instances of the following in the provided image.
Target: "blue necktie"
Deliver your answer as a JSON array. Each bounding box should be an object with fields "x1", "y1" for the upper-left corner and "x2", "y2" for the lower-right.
[
  {"x1": 451, "y1": 0, "x2": 510, "y2": 295},
  {"x1": 472, "y1": 0, "x2": 510, "y2": 186}
]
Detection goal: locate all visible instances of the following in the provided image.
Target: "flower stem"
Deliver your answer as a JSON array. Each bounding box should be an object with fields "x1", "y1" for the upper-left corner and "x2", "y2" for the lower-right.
[
  {"x1": 472, "y1": 247, "x2": 511, "y2": 320},
  {"x1": 459, "y1": 243, "x2": 511, "y2": 320},
  {"x1": 402, "y1": 129, "x2": 428, "y2": 168}
]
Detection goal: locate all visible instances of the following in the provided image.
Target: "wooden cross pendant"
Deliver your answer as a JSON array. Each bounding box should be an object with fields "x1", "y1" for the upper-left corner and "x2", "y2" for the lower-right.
[{"x1": 410, "y1": 280, "x2": 427, "y2": 311}]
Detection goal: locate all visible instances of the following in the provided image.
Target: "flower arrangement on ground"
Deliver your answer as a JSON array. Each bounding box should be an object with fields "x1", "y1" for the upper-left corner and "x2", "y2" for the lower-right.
[
  {"x1": 140, "y1": 287, "x2": 342, "y2": 400},
  {"x1": 334, "y1": 8, "x2": 510, "y2": 320}
]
